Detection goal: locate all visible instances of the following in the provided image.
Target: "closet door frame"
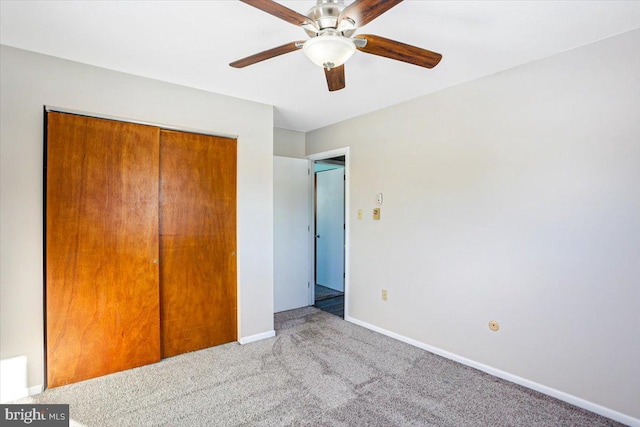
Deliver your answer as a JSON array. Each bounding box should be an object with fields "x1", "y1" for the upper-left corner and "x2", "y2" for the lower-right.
[{"x1": 43, "y1": 106, "x2": 239, "y2": 388}]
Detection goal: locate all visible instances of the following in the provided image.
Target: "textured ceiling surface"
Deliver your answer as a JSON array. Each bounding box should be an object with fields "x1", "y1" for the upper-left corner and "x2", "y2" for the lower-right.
[{"x1": 2, "y1": 1, "x2": 640, "y2": 131}]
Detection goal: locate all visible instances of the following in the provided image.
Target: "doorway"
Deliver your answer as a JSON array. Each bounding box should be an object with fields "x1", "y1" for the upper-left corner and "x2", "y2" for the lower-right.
[{"x1": 309, "y1": 149, "x2": 349, "y2": 319}]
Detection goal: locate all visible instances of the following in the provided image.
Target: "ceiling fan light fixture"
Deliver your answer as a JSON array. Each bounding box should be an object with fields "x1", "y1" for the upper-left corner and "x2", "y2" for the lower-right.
[{"x1": 302, "y1": 33, "x2": 356, "y2": 70}]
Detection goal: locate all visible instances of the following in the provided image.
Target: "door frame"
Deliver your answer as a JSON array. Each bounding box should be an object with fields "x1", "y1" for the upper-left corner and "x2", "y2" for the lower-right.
[
  {"x1": 43, "y1": 107, "x2": 241, "y2": 388},
  {"x1": 307, "y1": 147, "x2": 350, "y2": 318}
]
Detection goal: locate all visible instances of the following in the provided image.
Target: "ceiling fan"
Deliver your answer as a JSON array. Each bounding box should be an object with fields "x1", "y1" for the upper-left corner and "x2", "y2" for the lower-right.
[{"x1": 230, "y1": 0, "x2": 442, "y2": 92}]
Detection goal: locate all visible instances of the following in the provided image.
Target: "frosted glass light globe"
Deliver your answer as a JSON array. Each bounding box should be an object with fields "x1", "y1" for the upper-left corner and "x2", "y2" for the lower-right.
[{"x1": 303, "y1": 34, "x2": 356, "y2": 70}]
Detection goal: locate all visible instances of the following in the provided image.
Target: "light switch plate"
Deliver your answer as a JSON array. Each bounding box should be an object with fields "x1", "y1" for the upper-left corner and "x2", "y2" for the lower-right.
[{"x1": 373, "y1": 208, "x2": 380, "y2": 220}]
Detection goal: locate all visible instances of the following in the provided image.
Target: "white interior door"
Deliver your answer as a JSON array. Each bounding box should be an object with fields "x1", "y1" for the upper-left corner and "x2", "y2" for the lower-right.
[
  {"x1": 315, "y1": 167, "x2": 345, "y2": 292},
  {"x1": 273, "y1": 156, "x2": 310, "y2": 313}
]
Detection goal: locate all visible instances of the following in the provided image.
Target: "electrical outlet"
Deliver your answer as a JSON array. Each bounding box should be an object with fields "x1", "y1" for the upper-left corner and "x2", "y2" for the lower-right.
[{"x1": 381, "y1": 289, "x2": 388, "y2": 301}]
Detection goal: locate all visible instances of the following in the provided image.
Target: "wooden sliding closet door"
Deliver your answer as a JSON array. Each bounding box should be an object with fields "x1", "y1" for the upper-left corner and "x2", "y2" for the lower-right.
[
  {"x1": 159, "y1": 130, "x2": 237, "y2": 357},
  {"x1": 46, "y1": 112, "x2": 161, "y2": 387}
]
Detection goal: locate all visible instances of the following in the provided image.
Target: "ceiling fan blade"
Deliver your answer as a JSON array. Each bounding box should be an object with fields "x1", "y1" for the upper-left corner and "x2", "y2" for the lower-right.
[
  {"x1": 324, "y1": 65, "x2": 346, "y2": 92},
  {"x1": 356, "y1": 34, "x2": 442, "y2": 69},
  {"x1": 240, "y1": 0, "x2": 315, "y2": 27},
  {"x1": 229, "y1": 42, "x2": 303, "y2": 68},
  {"x1": 338, "y1": 0, "x2": 403, "y2": 28}
]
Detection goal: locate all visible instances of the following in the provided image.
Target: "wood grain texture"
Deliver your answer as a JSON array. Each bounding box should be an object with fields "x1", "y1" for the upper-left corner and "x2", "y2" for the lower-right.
[
  {"x1": 356, "y1": 34, "x2": 442, "y2": 69},
  {"x1": 159, "y1": 130, "x2": 237, "y2": 358},
  {"x1": 324, "y1": 65, "x2": 346, "y2": 91},
  {"x1": 46, "y1": 112, "x2": 161, "y2": 388},
  {"x1": 230, "y1": 41, "x2": 303, "y2": 68},
  {"x1": 339, "y1": 0, "x2": 403, "y2": 28},
  {"x1": 240, "y1": 0, "x2": 313, "y2": 27}
]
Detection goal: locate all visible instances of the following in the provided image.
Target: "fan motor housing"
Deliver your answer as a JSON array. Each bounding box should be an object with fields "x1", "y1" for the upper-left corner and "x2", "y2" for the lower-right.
[{"x1": 305, "y1": 0, "x2": 356, "y2": 37}]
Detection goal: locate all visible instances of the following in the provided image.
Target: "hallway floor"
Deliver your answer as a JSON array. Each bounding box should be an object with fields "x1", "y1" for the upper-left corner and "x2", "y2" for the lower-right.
[{"x1": 314, "y1": 284, "x2": 344, "y2": 318}]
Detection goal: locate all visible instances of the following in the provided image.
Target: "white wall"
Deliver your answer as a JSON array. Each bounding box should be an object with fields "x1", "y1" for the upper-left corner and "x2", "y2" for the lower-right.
[
  {"x1": 306, "y1": 29, "x2": 640, "y2": 422},
  {"x1": 274, "y1": 127, "x2": 305, "y2": 158},
  {"x1": 0, "y1": 45, "x2": 275, "y2": 392}
]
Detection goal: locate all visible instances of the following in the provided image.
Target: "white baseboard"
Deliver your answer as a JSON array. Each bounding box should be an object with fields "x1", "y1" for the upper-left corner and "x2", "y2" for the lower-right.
[
  {"x1": 0, "y1": 385, "x2": 41, "y2": 403},
  {"x1": 0, "y1": 356, "x2": 28, "y2": 403},
  {"x1": 28, "y1": 385, "x2": 43, "y2": 396},
  {"x1": 238, "y1": 330, "x2": 276, "y2": 345},
  {"x1": 345, "y1": 315, "x2": 639, "y2": 427}
]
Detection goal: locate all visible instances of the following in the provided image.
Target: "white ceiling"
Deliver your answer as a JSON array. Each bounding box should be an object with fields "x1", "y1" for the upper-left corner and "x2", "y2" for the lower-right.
[{"x1": 2, "y1": 1, "x2": 640, "y2": 132}]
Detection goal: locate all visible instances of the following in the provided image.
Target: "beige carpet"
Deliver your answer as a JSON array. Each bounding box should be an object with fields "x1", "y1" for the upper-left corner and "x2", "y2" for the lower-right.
[{"x1": 17, "y1": 307, "x2": 622, "y2": 426}]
